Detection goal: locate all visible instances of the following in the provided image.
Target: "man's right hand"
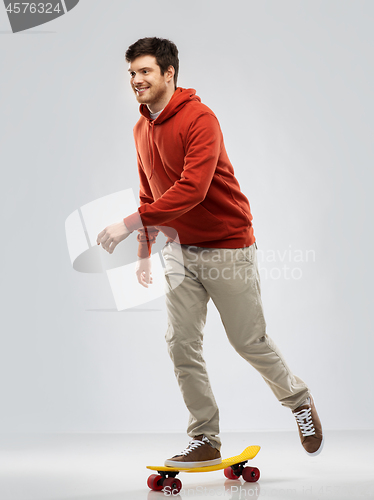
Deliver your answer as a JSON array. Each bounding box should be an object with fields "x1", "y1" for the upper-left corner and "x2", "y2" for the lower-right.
[{"x1": 135, "y1": 256, "x2": 153, "y2": 288}]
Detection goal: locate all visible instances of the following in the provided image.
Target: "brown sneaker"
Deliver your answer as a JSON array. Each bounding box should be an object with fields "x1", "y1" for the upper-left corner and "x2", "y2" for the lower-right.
[
  {"x1": 164, "y1": 435, "x2": 222, "y2": 468},
  {"x1": 293, "y1": 395, "x2": 324, "y2": 455}
]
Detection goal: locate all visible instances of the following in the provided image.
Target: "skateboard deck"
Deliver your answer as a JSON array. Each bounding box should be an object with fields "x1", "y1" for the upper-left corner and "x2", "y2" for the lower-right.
[{"x1": 147, "y1": 445, "x2": 260, "y2": 493}]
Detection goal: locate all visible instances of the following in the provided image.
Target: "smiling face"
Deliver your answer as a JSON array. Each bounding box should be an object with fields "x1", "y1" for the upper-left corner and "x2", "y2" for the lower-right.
[{"x1": 128, "y1": 55, "x2": 175, "y2": 114}]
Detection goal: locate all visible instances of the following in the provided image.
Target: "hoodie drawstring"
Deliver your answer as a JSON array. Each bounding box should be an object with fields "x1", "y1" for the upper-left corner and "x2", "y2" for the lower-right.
[{"x1": 148, "y1": 120, "x2": 155, "y2": 180}]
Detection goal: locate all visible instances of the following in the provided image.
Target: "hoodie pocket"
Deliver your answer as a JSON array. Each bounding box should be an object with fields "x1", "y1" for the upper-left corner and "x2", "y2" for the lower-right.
[{"x1": 174, "y1": 203, "x2": 229, "y2": 241}]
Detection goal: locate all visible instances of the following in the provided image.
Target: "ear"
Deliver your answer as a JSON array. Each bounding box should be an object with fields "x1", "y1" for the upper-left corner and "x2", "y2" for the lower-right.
[{"x1": 166, "y1": 65, "x2": 175, "y2": 83}]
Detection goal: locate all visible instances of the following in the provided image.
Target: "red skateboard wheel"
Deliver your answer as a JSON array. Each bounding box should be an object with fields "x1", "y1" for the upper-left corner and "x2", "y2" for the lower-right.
[
  {"x1": 224, "y1": 467, "x2": 240, "y2": 479},
  {"x1": 242, "y1": 466, "x2": 260, "y2": 482},
  {"x1": 163, "y1": 477, "x2": 182, "y2": 494},
  {"x1": 147, "y1": 474, "x2": 164, "y2": 491}
]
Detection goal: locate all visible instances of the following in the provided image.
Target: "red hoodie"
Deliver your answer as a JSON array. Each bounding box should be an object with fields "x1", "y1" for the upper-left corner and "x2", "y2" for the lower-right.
[{"x1": 123, "y1": 87, "x2": 255, "y2": 258}]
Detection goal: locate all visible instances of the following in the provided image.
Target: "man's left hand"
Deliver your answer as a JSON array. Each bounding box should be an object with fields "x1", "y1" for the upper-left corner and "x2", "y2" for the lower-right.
[{"x1": 97, "y1": 221, "x2": 131, "y2": 254}]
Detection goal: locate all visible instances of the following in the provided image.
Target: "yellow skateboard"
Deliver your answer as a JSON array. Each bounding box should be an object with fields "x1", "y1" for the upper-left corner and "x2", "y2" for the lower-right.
[{"x1": 147, "y1": 445, "x2": 260, "y2": 494}]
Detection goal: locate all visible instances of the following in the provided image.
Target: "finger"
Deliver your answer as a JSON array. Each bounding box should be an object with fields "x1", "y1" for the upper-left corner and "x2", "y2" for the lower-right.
[
  {"x1": 96, "y1": 229, "x2": 105, "y2": 244},
  {"x1": 142, "y1": 270, "x2": 153, "y2": 286},
  {"x1": 139, "y1": 273, "x2": 149, "y2": 288},
  {"x1": 142, "y1": 268, "x2": 151, "y2": 283},
  {"x1": 108, "y1": 240, "x2": 118, "y2": 254},
  {"x1": 99, "y1": 236, "x2": 107, "y2": 248},
  {"x1": 146, "y1": 272, "x2": 153, "y2": 284},
  {"x1": 102, "y1": 236, "x2": 112, "y2": 252},
  {"x1": 136, "y1": 269, "x2": 145, "y2": 285}
]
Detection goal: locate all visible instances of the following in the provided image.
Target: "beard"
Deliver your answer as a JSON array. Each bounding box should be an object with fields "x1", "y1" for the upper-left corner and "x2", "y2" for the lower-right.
[{"x1": 134, "y1": 82, "x2": 168, "y2": 107}]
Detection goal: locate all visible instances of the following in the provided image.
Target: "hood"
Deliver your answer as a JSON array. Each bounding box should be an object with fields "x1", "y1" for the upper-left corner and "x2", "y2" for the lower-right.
[
  {"x1": 139, "y1": 88, "x2": 201, "y2": 180},
  {"x1": 139, "y1": 87, "x2": 201, "y2": 123}
]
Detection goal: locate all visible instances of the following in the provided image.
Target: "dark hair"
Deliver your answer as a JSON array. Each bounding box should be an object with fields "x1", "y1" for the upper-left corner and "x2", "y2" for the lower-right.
[{"x1": 125, "y1": 37, "x2": 179, "y2": 88}]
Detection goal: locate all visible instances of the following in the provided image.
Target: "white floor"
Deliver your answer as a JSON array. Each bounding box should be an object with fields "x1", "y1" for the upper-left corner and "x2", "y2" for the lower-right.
[{"x1": 0, "y1": 430, "x2": 373, "y2": 500}]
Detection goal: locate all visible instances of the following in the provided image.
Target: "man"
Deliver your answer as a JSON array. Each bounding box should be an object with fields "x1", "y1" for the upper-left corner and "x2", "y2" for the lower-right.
[{"x1": 97, "y1": 37, "x2": 323, "y2": 467}]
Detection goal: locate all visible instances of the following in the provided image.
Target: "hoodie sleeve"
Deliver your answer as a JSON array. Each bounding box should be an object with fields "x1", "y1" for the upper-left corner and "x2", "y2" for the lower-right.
[
  {"x1": 124, "y1": 112, "x2": 222, "y2": 231},
  {"x1": 124, "y1": 152, "x2": 159, "y2": 258}
]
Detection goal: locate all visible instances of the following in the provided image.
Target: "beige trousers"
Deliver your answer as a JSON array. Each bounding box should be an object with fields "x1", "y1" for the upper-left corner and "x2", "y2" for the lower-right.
[{"x1": 162, "y1": 242, "x2": 309, "y2": 451}]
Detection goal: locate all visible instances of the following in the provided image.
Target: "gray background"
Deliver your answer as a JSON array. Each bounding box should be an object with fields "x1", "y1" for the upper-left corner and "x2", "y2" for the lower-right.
[{"x1": 0, "y1": 0, "x2": 373, "y2": 435}]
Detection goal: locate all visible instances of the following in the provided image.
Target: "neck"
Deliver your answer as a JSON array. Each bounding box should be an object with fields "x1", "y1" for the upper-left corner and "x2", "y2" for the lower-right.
[{"x1": 147, "y1": 87, "x2": 175, "y2": 114}]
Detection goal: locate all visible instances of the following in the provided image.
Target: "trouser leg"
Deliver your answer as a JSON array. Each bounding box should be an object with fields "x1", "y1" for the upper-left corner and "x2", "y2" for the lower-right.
[
  {"x1": 188, "y1": 243, "x2": 310, "y2": 410},
  {"x1": 162, "y1": 242, "x2": 221, "y2": 450}
]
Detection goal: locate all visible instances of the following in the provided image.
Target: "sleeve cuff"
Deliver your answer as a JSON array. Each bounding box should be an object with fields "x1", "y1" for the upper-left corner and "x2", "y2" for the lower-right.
[
  {"x1": 137, "y1": 244, "x2": 152, "y2": 259},
  {"x1": 123, "y1": 210, "x2": 143, "y2": 232}
]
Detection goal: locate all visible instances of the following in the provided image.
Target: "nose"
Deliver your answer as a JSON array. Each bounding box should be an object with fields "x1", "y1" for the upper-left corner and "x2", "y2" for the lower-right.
[{"x1": 133, "y1": 73, "x2": 143, "y2": 86}]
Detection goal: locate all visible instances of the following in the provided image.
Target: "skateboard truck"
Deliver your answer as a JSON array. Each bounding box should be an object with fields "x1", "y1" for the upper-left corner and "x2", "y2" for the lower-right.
[{"x1": 230, "y1": 460, "x2": 247, "y2": 477}]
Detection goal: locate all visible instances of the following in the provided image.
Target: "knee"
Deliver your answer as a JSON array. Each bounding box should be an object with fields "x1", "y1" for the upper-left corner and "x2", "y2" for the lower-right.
[
  {"x1": 165, "y1": 322, "x2": 203, "y2": 348},
  {"x1": 224, "y1": 313, "x2": 267, "y2": 353},
  {"x1": 167, "y1": 339, "x2": 204, "y2": 369},
  {"x1": 229, "y1": 332, "x2": 267, "y2": 357}
]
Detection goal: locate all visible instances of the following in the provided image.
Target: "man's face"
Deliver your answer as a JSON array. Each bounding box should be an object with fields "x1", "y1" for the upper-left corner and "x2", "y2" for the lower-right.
[{"x1": 128, "y1": 55, "x2": 170, "y2": 107}]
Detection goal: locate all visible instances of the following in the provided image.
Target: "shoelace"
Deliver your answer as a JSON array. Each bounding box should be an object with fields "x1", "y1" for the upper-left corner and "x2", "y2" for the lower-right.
[
  {"x1": 179, "y1": 437, "x2": 209, "y2": 456},
  {"x1": 294, "y1": 407, "x2": 315, "y2": 437}
]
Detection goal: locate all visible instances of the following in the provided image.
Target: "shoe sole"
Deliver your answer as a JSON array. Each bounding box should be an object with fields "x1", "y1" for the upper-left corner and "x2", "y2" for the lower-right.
[
  {"x1": 305, "y1": 434, "x2": 324, "y2": 457},
  {"x1": 305, "y1": 394, "x2": 324, "y2": 457},
  {"x1": 164, "y1": 457, "x2": 222, "y2": 468}
]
